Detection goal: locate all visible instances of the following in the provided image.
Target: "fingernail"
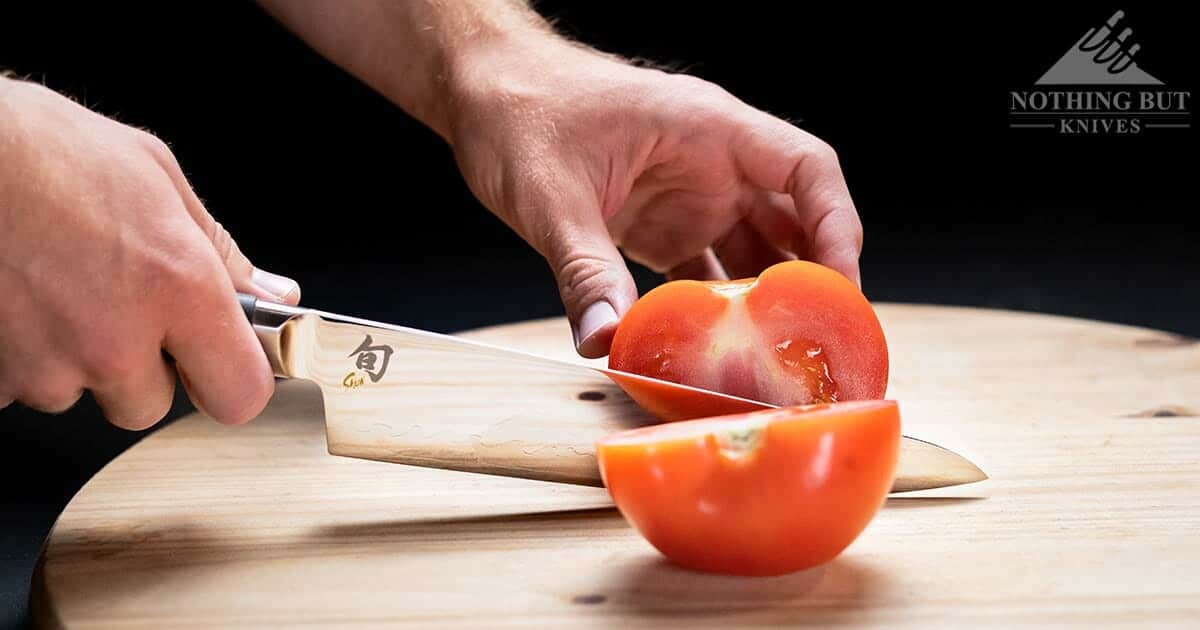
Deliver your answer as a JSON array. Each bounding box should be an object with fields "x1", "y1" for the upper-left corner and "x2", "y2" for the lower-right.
[
  {"x1": 573, "y1": 301, "x2": 619, "y2": 356},
  {"x1": 252, "y1": 268, "x2": 300, "y2": 302}
]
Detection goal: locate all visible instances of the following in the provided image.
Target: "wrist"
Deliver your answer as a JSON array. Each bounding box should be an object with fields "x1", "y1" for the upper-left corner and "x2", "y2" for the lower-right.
[
  {"x1": 442, "y1": 30, "x2": 618, "y2": 143},
  {"x1": 396, "y1": 4, "x2": 566, "y2": 142}
]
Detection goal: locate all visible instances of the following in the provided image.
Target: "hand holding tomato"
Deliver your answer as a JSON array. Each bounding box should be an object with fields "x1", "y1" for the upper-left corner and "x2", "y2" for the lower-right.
[{"x1": 447, "y1": 37, "x2": 863, "y2": 359}]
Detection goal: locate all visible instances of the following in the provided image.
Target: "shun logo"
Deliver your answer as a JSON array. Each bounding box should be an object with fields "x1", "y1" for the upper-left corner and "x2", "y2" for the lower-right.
[
  {"x1": 343, "y1": 334, "x2": 394, "y2": 389},
  {"x1": 1010, "y1": 10, "x2": 1191, "y2": 134}
]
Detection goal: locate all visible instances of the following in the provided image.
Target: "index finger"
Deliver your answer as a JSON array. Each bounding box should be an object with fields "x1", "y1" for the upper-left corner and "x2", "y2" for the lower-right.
[
  {"x1": 162, "y1": 241, "x2": 276, "y2": 424},
  {"x1": 731, "y1": 112, "x2": 863, "y2": 287}
]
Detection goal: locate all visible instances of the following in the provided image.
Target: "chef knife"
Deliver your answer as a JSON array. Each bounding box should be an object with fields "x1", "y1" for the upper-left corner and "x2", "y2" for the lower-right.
[{"x1": 238, "y1": 294, "x2": 987, "y2": 492}]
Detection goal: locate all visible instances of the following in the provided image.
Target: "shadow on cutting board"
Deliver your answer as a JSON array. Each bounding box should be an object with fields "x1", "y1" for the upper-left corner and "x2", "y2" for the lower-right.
[
  {"x1": 309, "y1": 505, "x2": 622, "y2": 541},
  {"x1": 35, "y1": 507, "x2": 891, "y2": 624},
  {"x1": 603, "y1": 555, "x2": 889, "y2": 623},
  {"x1": 884, "y1": 496, "x2": 987, "y2": 509}
]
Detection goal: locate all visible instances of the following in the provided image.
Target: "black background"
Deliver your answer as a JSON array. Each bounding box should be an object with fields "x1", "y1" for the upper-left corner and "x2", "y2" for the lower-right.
[{"x1": 1, "y1": 2, "x2": 1195, "y2": 626}]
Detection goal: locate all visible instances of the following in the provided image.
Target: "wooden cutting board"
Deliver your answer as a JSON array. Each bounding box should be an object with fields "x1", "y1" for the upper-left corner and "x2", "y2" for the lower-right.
[{"x1": 31, "y1": 304, "x2": 1200, "y2": 628}]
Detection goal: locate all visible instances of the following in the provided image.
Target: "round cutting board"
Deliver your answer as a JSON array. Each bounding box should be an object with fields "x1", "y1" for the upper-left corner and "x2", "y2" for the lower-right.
[{"x1": 31, "y1": 305, "x2": 1200, "y2": 628}]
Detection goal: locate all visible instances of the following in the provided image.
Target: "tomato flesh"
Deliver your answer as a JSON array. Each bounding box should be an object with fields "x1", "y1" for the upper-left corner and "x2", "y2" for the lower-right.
[
  {"x1": 609, "y1": 261, "x2": 888, "y2": 415},
  {"x1": 597, "y1": 400, "x2": 901, "y2": 576}
]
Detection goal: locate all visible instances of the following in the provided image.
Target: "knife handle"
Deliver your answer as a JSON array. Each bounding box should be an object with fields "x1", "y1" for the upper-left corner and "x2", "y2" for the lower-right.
[
  {"x1": 238, "y1": 292, "x2": 260, "y2": 324},
  {"x1": 238, "y1": 293, "x2": 307, "y2": 378}
]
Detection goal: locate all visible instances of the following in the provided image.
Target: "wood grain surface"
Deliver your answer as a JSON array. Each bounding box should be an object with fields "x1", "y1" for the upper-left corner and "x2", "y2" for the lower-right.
[{"x1": 31, "y1": 304, "x2": 1200, "y2": 628}]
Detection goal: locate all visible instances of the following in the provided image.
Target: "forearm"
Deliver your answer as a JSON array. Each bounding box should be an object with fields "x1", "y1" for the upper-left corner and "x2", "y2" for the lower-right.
[{"x1": 256, "y1": 0, "x2": 557, "y2": 141}]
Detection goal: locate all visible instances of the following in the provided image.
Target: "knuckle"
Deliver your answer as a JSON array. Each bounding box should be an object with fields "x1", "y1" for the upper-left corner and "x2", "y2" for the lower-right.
[
  {"x1": 768, "y1": 126, "x2": 837, "y2": 167},
  {"x1": 20, "y1": 379, "x2": 84, "y2": 414},
  {"x1": 78, "y1": 341, "x2": 143, "y2": 386},
  {"x1": 808, "y1": 137, "x2": 839, "y2": 165},
  {"x1": 685, "y1": 100, "x2": 733, "y2": 130},
  {"x1": 210, "y1": 373, "x2": 273, "y2": 425},
  {"x1": 177, "y1": 351, "x2": 274, "y2": 426},
  {"x1": 136, "y1": 130, "x2": 177, "y2": 167},
  {"x1": 816, "y1": 206, "x2": 864, "y2": 255},
  {"x1": 674, "y1": 73, "x2": 733, "y2": 103},
  {"x1": 158, "y1": 244, "x2": 226, "y2": 302},
  {"x1": 555, "y1": 253, "x2": 614, "y2": 309},
  {"x1": 850, "y1": 211, "x2": 865, "y2": 241},
  {"x1": 107, "y1": 396, "x2": 173, "y2": 432},
  {"x1": 654, "y1": 74, "x2": 738, "y2": 127},
  {"x1": 207, "y1": 219, "x2": 243, "y2": 269}
]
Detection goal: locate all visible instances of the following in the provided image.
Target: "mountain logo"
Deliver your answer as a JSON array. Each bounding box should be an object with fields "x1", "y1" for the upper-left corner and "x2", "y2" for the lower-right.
[
  {"x1": 1009, "y1": 10, "x2": 1190, "y2": 134},
  {"x1": 1037, "y1": 11, "x2": 1161, "y2": 85}
]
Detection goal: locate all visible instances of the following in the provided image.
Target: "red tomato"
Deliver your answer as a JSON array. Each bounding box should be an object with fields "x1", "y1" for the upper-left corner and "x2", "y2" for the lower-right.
[
  {"x1": 608, "y1": 260, "x2": 888, "y2": 416},
  {"x1": 597, "y1": 400, "x2": 900, "y2": 576}
]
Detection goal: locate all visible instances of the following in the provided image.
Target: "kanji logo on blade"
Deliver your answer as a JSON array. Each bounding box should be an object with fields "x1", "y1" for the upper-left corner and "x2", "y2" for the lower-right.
[{"x1": 347, "y1": 335, "x2": 394, "y2": 384}]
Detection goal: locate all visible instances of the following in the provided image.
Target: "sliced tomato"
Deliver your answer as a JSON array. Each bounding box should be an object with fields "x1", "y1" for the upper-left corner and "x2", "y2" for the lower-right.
[
  {"x1": 597, "y1": 400, "x2": 900, "y2": 576},
  {"x1": 608, "y1": 260, "x2": 888, "y2": 416},
  {"x1": 603, "y1": 371, "x2": 770, "y2": 423}
]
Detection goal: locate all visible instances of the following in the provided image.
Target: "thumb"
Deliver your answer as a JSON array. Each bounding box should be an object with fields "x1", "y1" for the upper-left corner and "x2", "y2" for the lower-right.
[
  {"x1": 541, "y1": 214, "x2": 639, "y2": 359},
  {"x1": 204, "y1": 218, "x2": 301, "y2": 306},
  {"x1": 158, "y1": 152, "x2": 301, "y2": 305}
]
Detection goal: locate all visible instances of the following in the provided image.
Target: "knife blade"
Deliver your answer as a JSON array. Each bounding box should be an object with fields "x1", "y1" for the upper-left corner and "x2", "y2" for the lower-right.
[{"x1": 238, "y1": 294, "x2": 987, "y2": 492}]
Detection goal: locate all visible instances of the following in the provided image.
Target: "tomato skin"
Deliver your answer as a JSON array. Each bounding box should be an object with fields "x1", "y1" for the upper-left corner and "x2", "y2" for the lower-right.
[
  {"x1": 608, "y1": 261, "x2": 888, "y2": 415},
  {"x1": 597, "y1": 400, "x2": 900, "y2": 576}
]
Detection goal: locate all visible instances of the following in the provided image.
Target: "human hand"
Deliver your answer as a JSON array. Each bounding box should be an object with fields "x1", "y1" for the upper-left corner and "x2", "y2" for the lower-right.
[
  {"x1": 0, "y1": 78, "x2": 300, "y2": 428},
  {"x1": 446, "y1": 37, "x2": 863, "y2": 358}
]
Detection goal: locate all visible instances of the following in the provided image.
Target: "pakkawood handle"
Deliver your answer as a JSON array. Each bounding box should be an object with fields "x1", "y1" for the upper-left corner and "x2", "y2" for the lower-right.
[{"x1": 237, "y1": 293, "x2": 308, "y2": 378}]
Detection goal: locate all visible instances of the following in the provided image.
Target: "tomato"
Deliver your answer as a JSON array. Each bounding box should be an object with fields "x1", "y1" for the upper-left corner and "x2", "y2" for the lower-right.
[
  {"x1": 597, "y1": 400, "x2": 900, "y2": 576},
  {"x1": 603, "y1": 370, "x2": 771, "y2": 423},
  {"x1": 608, "y1": 261, "x2": 888, "y2": 415}
]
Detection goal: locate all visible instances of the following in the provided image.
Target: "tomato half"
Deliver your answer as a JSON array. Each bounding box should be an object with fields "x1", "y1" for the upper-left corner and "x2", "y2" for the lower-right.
[
  {"x1": 597, "y1": 400, "x2": 900, "y2": 576},
  {"x1": 608, "y1": 261, "x2": 888, "y2": 414}
]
